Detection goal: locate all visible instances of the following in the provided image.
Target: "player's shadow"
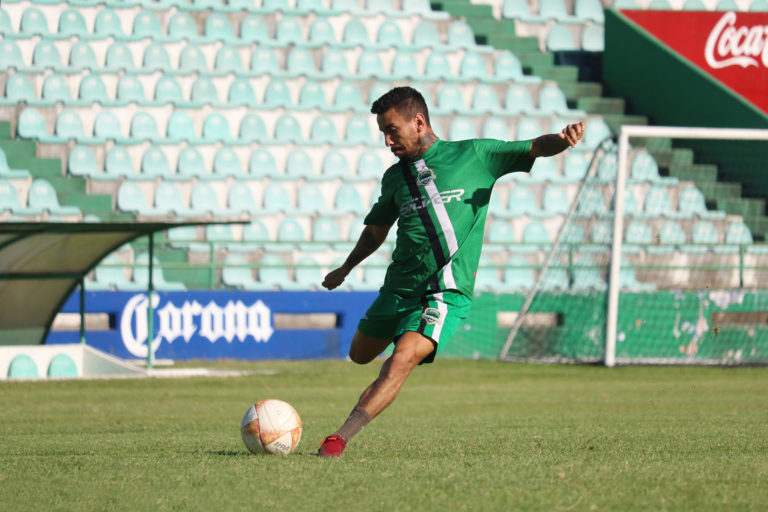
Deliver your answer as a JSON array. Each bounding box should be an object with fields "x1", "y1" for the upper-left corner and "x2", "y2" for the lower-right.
[
  {"x1": 464, "y1": 188, "x2": 491, "y2": 215},
  {"x1": 212, "y1": 450, "x2": 318, "y2": 457}
]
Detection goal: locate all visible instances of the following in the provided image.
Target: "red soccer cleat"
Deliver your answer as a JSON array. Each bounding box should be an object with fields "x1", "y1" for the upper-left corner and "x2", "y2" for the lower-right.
[{"x1": 317, "y1": 435, "x2": 347, "y2": 458}]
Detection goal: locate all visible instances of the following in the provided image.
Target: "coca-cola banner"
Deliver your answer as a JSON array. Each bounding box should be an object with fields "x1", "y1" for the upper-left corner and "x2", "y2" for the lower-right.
[
  {"x1": 45, "y1": 291, "x2": 375, "y2": 360},
  {"x1": 622, "y1": 10, "x2": 768, "y2": 115}
]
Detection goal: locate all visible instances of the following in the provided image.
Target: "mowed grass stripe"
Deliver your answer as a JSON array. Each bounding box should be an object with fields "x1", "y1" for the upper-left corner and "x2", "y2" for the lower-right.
[{"x1": 1, "y1": 361, "x2": 766, "y2": 511}]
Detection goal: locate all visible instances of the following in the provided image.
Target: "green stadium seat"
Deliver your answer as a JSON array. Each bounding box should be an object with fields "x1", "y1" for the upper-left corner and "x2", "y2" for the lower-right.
[
  {"x1": 613, "y1": 0, "x2": 638, "y2": 7},
  {"x1": 715, "y1": 0, "x2": 739, "y2": 8},
  {"x1": 133, "y1": 253, "x2": 186, "y2": 291},
  {"x1": 28, "y1": 178, "x2": 80, "y2": 215},
  {"x1": 505, "y1": 85, "x2": 535, "y2": 114},
  {"x1": 412, "y1": 21, "x2": 441, "y2": 47},
  {"x1": 0, "y1": 9, "x2": 12, "y2": 33},
  {"x1": 449, "y1": 117, "x2": 477, "y2": 141},
  {"x1": 215, "y1": 45, "x2": 243, "y2": 72},
  {"x1": 562, "y1": 222, "x2": 585, "y2": 246},
  {"x1": 333, "y1": 0, "x2": 358, "y2": 9},
  {"x1": 577, "y1": 186, "x2": 608, "y2": 217},
  {"x1": 581, "y1": 25, "x2": 604, "y2": 52},
  {"x1": 582, "y1": 118, "x2": 613, "y2": 150},
  {"x1": 227, "y1": 182, "x2": 257, "y2": 214},
  {"x1": 130, "y1": 112, "x2": 158, "y2": 140},
  {"x1": 264, "y1": 0, "x2": 291, "y2": 10},
  {"x1": 502, "y1": 0, "x2": 532, "y2": 18},
  {"x1": 276, "y1": 16, "x2": 303, "y2": 44},
  {"x1": 32, "y1": 40, "x2": 62, "y2": 69},
  {"x1": 42, "y1": 74, "x2": 72, "y2": 103},
  {"x1": 1, "y1": 40, "x2": 25, "y2": 70},
  {"x1": 105, "y1": 42, "x2": 135, "y2": 70},
  {"x1": 258, "y1": 254, "x2": 296, "y2": 290},
  {"x1": 92, "y1": 111, "x2": 122, "y2": 141},
  {"x1": 222, "y1": 254, "x2": 264, "y2": 290},
  {"x1": 143, "y1": 43, "x2": 171, "y2": 71},
  {"x1": 460, "y1": 51, "x2": 488, "y2": 79},
  {"x1": 334, "y1": 184, "x2": 364, "y2": 213},
  {"x1": 487, "y1": 220, "x2": 516, "y2": 251},
  {"x1": 153, "y1": 181, "x2": 191, "y2": 216},
  {"x1": 191, "y1": 76, "x2": 219, "y2": 105},
  {"x1": 516, "y1": 118, "x2": 544, "y2": 140},
  {"x1": 471, "y1": 85, "x2": 500, "y2": 114},
  {"x1": 332, "y1": 81, "x2": 364, "y2": 111},
  {"x1": 447, "y1": 20, "x2": 476, "y2": 47},
  {"x1": 436, "y1": 84, "x2": 464, "y2": 114},
  {"x1": 141, "y1": 147, "x2": 172, "y2": 177},
  {"x1": 167, "y1": 11, "x2": 197, "y2": 39},
  {"x1": 243, "y1": 219, "x2": 270, "y2": 245},
  {"x1": 540, "y1": 0, "x2": 570, "y2": 19},
  {"x1": 54, "y1": 109, "x2": 84, "y2": 140},
  {"x1": 177, "y1": 146, "x2": 206, "y2": 177},
  {"x1": 94, "y1": 8, "x2": 123, "y2": 37},
  {"x1": 424, "y1": 51, "x2": 452, "y2": 79},
  {"x1": 297, "y1": 183, "x2": 326, "y2": 213},
  {"x1": 343, "y1": 19, "x2": 369, "y2": 45},
  {"x1": 118, "y1": 181, "x2": 152, "y2": 214},
  {"x1": 105, "y1": 146, "x2": 134, "y2": 177},
  {"x1": 571, "y1": 256, "x2": 607, "y2": 291},
  {"x1": 502, "y1": 256, "x2": 534, "y2": 291},
  {"x1": 546, "y1": 24, "x2": 577, "y2": 51},
  {"x1": 391, "y1": 51, "x2": 420, "y2": 79},
  {"x1": 166, "y1": 111, "x2": 198, "y2": 142},
  {"x1": 58, "y1": 8, "x2": 88, "y2": 36},
  {"x1": 716, "y1": 221, "x2": 753, "y2": 254},
  {"x1": 69, "y1": 41, "x2": 98, "y2": 70},
  {"x1": 507, "y1": 185, "x2": 540, "y2": 217},
  {"x1": 21, "y1": 8, "x2": 49, "y2": 36},
  {"x1": 563, "y1": 152, "x2": 589, "y2": 181},
  {"x1": 154, "y1": 75, "x2": 183, "y2": 104},
  {"x1": 538, "y1": 84, "x2": 571, "y2": 115},
  {"x1": 117, "y1": 75, "x2": 145, "y2": 103},
  {"x1": 648, "y1": 0, "x2": 672, "y2": 8},
  {"x1": 682, "y1": 221, "x2": 719, "y2": 254},
  {"x1": 248, "y1": 149, "x2": 278, "y2": 178},
  {"x1": 677, "y1": 186, "x2": 726, "y2": 220},
  {"x1": 377, "y1": 20, "x2": 404, "y2": 47},
  {"x1": 0, "y1": 179, "x2": 41, "y2": 215},
  {"x1": 47, "y1": 353, "x2": 78, "y2": 377},
  {"x1": 262, "y1": 182, "x2": 292, "y2": 213},
  {"x1": 750, "y1": 0, "x2": 768, "y2": 10},
  {"x1": 596, "y1": 152, "x2": 617, "y2": 183},
  {"x1": 541, "y1": 184, "x2": 569, "y2": 214},
  {"x1": 321, "y1": 150, "x2": 350, "y2": 179},
  {"x1": 683, "y1": 0, "x2": 707, "y2": 9},
  {"x1": 345, "y1": 116, "x2": 374, "y2": 145},
  {"x1": 206, "y1": 13, "x2": 235, "y2": 41},
  {"x1": 212, "y1": 147, "x2": 242, "y2": 176},
  {"x1": 357, "y1": 150, "x2": 384, "y2": 179},
  {"x1": 179, "y1": 45, "x2": 208, "y2": 72},
  {"x1": 312, "y1": 216, "x2": 341, "y2": 245},
  {"x1": 309, "y1": 115, "x2": 339, "y2": 145},
  {"x1": 482, "y1": 117, "x2": 510, "y2": 140},
  {"x1": 239, "y1": 114, "x2": 267, "y2": 142},
  {"x1": 309, "y1": 18, "x2": 336, "y2": 45},
  {"x1": 240, "y1": 15, "x2": 270, "y2": 42},
  {"x1": 206, "y1": 223, "x2": 238, "y2": 252},
  {"x1": 229, "y1": 78, "x2": 257, "y2": 105},
  {"x1": 624, "y1": 220, "x2": 653, "y2": 253},
  {"x1": 133, "y1": 10, "x2": 163, "y2": 38},
  {"x1": 202, "y1": 113, "x2": 233, "y2": 142},
  {"x1": 323, "y1": 48, "x2": 351, "y2": 77},
  {"x1": 2, "y1": 74, "x2": 35, "y2": 104},
  {"x1": 647, "y1": 220, "x2": 686, "y2": 255},
  {"x1": 8, "y1": 354, "x2": 39, "y2": 378},
  {"x1": 357, "y1": 49, "x2": 385, "y2": 77},
  {"x1": 274, "y1": 114, "x2": 304, "y2": 143},
  {"x1": 17, "y1": 108, "x2": 48, "y2": 139},
  {"x1": 530, "y1": 158, "x2": 561, "y2": 184},
  {"x1": 263, "y1": 79, "x2": 292, "y2": 107},
  {"x1": 167, "y1": 226, "x2": 205, "y2": 252},
  {"x1": 575, "y1": 0, "x2": 604, "y2": 22},
  {"x1": 277, "y1": 218, "x2": 307, "y2": 244},
  {"x1": 299, "y1": 81, "x2": 328, "y2": 109},
  {"x1": 587, "y1": 220, "x2": 612, "y2": 252},
  {"x1": 68, "y1": 145, "x2": 99, "y2": 176},
  {"x1": 642, "y1": 185, "x2": 674, "y2": 218}
]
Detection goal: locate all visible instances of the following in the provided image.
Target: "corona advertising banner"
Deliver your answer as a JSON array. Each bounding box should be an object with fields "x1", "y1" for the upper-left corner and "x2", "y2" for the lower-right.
[
  {"x1": 46, "y1": 291, "x2": 376, "y2": 360},
  {"x1": 621, "y1": 10, "x2": 768, "y2": 116}
]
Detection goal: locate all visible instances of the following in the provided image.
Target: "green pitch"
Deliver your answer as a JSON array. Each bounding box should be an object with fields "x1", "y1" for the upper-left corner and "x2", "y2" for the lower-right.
[{"x1": 2, "y1": 361, "x2": 767, "y2": 511}]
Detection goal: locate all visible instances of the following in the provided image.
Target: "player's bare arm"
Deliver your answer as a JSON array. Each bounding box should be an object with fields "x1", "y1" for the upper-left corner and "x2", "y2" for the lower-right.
[
  {"x1": 322, "y1": 224, "x2": 391, "y2": 290},
  {"x1": 529, "y1": 121, "x2": 586, "y2": 158}
]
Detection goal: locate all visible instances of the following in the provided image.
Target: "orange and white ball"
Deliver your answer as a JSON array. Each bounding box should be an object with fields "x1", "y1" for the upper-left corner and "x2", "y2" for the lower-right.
[{"x1": 240, "y1": 399, "x2": 302, "y2": 455}]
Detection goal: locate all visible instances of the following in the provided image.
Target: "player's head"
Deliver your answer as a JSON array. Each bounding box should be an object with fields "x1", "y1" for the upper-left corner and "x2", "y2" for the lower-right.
[{"x1": 371, "y1": 87, "x2": 432, "y2": 159}]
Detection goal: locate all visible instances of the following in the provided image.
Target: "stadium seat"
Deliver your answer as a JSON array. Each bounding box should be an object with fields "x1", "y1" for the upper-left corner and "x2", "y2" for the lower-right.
[
  {"x1": 105, "y1": 42, "x2": 135, "y2": 71},
  {"x1": 69, "y1": 41, "x2": 98, "y2": 70},
  {"x1": 222, "y1": 254, "x2": 263, "y2": 290},
  {"x1": 143, "y1": 43, "x2": 171, "y2": 71},
  {"x1": 482, "y1": 117, "x2": 510, "y2": 140},
  {"x1": 486, "y1": 220, "x2": 516, "y2": 251},
  {"x1": 515, "y1": 118, "x2": 544, "y2": 140},
  {"x1": 529, "y1": 156, "x2": 560, "y2": 182},
  {"x1": 642, "y1": 185, "x2": 675, "y2": 218},
  {"x1": 471, "y1": 85, "x2": 501, "y2": 113},
  {"x1": 133, "y1": 253, "x2": 186, "y2": 291},
  {"x1": 648, "y1": 220, "x2": 686, "y2": 255},
  {"x1": 334, "y1": 184, "x2": 364, "y2": 213},
  {"x1": 238, "y1": 114, "x2": 267, "y2": 142},
  {"x1": 357, "y1": 151, "x2": 385, "y2": 179},
  {"x1": 153, "y1": 182, "x2": 191, "y2": 216},
  {"x1": 206, "y1": 13, "x2": 235, "y2": 41},
  {"x1": 285, "y1": 149, "x2": 316, "y2": 179},
  {"x1": 47, "y1": 354, "x2": 78, "y2": 378},
  {"x1": 213, "y1": 147, "x2": 242, "y2": 177},
  {"x1": 577, "y1": 187, "x2": 608, "y2": 217},
  {"x1": 276, "y1": 218, "x2": 307, "y2": 245},
  {"x1": 677, "y1": 186, "x2": 726, "y2": 220},
  {"x1": 206, "y1": 224, "x2": 238, "y2": 252},
  {"x1": 571, "y1": 256, "x2": 607, "y2": 291},
  {"x1": 166, "y1": 111, "x2": 198, "y2": 142},
  {"x1": 683, "y1": 0, "x2": 707, "y2": 9},
  {"x1": 359, "y1": 254, "x2": 388, "y2": 290},
  {"x1": 588, "y1": 220, "x2": 612, "y2": 251},
  {"x1": 582, "y1": 118, "x2": 613, "y2": 150},
  {"x1": 750, "y1": 0, "x2": 768, "y2": 10},
  {"x1": 248, "y1": 149, "x2": 278, "y2": 178},
  {"x1": 716, "y1": 0, "x2": 739, "y2": 9},
  {"x1": 343, "y1": 19, "x2": 369, "y2": 46},
  {"x1": 68, "y1": 145, "x2": 99, "y2": 177},
  {"x1": 130, "y1": 112, "x2": 158, "y2": 141},
  {"x1": 332, "y1": 81, "x2": 364, "y2": 111},
  {"x1": 28, "y1": 178, "x2": 79, "y2": 215},
  {"x1": 3, "y1": 75, "x2": 35, "y2": 104},
  {"x1": 502, "y1": 0, "x2": 532, "y2": 18},
  {"x1": 296, "y1": 183, "x2": 326, "y2": 214},
  {"x1": 357, "y1": 50, "x2": 385, "y2": 77},
  {"x1": 541, "y1": 185, "x2": 569, "y2": 214},
  {"x1": 32, "y1": 40, "x2": 62, "y2": 70},
  {"x1": 177, "y1": 146, "x2": 207, "y2": 177},
  {"x1": 287, "y1": 47, "x2": 316, "y2": 76},
  {"x1": 227, "y1": 182, "x2": 257, "y2": 214},
  {"x1": 437, "y1": 84, "x2": 465, "y2": 114},
  {"x1": 258, "y1": 254, "x2": 296, "y2": 290},
  {"x1": 275, "y1": 16, "x2": 304, "y2": 44},
  {"x1": 309, "y1": 18, "x2": 336, "y2": 45},
  {"x1": 312, "y1": 215, "x2": 342, "y2": 245},
  {"x1": 505, "y1": 85, "x2": 535, "y2": 114},
  {"x1": 575, "y1": 0, "x2": 604, "y2": 22},
  {"x1": 540, "y1": 0, "x2": 571, "y2": 20},
  {"x1": 117, "y1": 181, "x2": 153, "y2": 214},
  {"x1": 321, "y1": 150, "x2": 350, "y2": 179},
  {"x1": 189, "y1": 181, "x2": 225, "y2": 215},
  {"x1": 42, "y1": 74, "x2": 72, "y2": 104},
  {"x1": 262, "y1": 182, "x2": 292, "y2": 213},
  {"x1": 546, "y1": 24, "x2": 577, "y2": 51},
  {"x1": 191, "y1": 76, "x2": 219, "y2": 105},
  {"x1": 21, "y1": 8, "x2": 49, "y2": 36},
  {"x1": 563, "y1": 152, "x2": 589, "y2": 181},
  {"x1": 323, "y1": 49, "x2": 351, "y2": 77},
  {"x1": 507, "y1": 185, "x2": 540, "y2": 217},
  {"x1": 250, "y1": 47, "x2": 280, "y2": 75},
  {"x1": 0, "y1": 9, "x2": 12, "y2": 34},
  {"x1": 502, "y1": 256, "x2": 535, "y2": 291},
  {"x1": 581, "y1": 25, "x2": 605, "y2": 52},
  {"x1": 716, "y1": 221, "x2": 753, "y2": 254},
  {"x1": 538, "y1": 85, "x2": 570, "y2": 115},
  {"x1": 153, "y1": 75, "x2": 183, "y2": 105},
  {"x1": 167, "y1": 12, "x2": 197, "y2": 40},
  {"x1": 0, "y1": 180, "x2": 40, "y2": 215},
  {"x1": 449, "y1": 117, "x2": 477, "y2": 141},
  {"x1": 54, "y1": 110, "x2": 84, "y2": 140},
  {"x1": 474, "y1": 256, "x2": 499, "y2": 293},
  {"x1": 447, "y1": 21, "x2": 476, "y2": 47},
  {"x1": 345, "y1": 116, "x2": 374, "y2": 145},
  {"x1": 141, "y1": 147, "x2": 172, "y2": 177},
  {"x1": 78, "y1": 74, "x2": 109, "y2": 104},
  {"x1": 228, "y1": 78, "x2": 257, "y2": 106},
  {"x1": 378, "y1": 20, "x2": 405, "y2": 47},
  {"x1": 17, "y1": 108, "x2": 48, "y2": 139},
  {"x1": 298, "y1": 81, "x2": 327, "y2": 109},
  {"x1": 105, "y1": 146, "x2": 134, "y2": 177},
  {"x1": 624, "y1": 220, "x2": 653, "y2": 253},
  {"x1": 179, "y1": 45, "x2": 208, "y2": 73},
  {"x1": 391, "y1": 51, "x2": 420, "y2": 79},
  {"x1": 214, "y1": 45, "x2": 243, "y2": 73},
  {"x1": 133, "y1": 10, "x2": 162, "y2": 38},
  {"x1": 423, "y1": 51, "x2": 452, "y2": 79},
  {"x1": 0, "y1": 40, "x2": 24, "y2": 71},
  {"x1": 682, "y1": 221, "x2": 719, "y2": 254},
  {"x1": 94, "y1": 8, "x2": 123, "y2": 36},
  {"x1": 460, "y1": 51, "x2": 488, "y2": 79},
  {"x1": 117, "y1": 75, "x2": 145, "y2": 104},
  {"x1": 202, "y1": 113, "x2": 233, "y2": 142},
  {"x1": 93, "y1": 253, "x2": 143, "y2": 291},
  {"x1": 630, "y1": 151, "x2": 662, "y2": 182}
]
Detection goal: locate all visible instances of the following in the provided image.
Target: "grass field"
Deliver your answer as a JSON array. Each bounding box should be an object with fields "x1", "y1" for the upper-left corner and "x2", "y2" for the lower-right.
[{"x1": 2, "y1": 360, "x2": 767, "y2": 511}]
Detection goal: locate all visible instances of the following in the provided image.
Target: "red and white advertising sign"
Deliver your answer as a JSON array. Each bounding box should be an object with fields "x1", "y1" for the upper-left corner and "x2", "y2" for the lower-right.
[{"x1": 622, "y1": 10, "x2": 768, "y2": 115}]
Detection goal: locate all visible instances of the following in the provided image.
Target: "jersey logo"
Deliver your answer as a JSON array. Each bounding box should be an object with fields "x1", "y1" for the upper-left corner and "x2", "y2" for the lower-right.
[
  {"x1": 422, "y1": 307, "x2": 443, "y2": 325},
  {"x1": 399, "y1": 189, "x2": 465, "y2": 215},
  {"x1": 417, "y1": 168, "x2": 436, "y2": 186}
]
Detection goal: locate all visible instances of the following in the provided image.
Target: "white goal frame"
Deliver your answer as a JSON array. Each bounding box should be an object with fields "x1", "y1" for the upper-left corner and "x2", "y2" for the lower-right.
[{"x1": 605, "y1": 125, "x2": 768, "y2": 367}]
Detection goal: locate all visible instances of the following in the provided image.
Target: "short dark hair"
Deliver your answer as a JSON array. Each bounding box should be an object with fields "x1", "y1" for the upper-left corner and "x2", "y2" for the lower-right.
[{"x1": 370, "y1": 86, "x2": 431, "y2": 126}]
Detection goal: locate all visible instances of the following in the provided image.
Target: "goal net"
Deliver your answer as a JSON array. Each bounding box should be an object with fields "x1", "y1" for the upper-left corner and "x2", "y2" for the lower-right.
[{"x1": 496, "y1": 125, "x2": 768, "y2": 366}]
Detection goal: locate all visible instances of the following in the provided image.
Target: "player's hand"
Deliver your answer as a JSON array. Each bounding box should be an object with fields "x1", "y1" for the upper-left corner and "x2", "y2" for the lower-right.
[
  {"x1": 559, "y1": 121, "x2": 585, "y2": 147},
  {"x1": 322, "y1": 266, "x2": 349, "y2": 290}
]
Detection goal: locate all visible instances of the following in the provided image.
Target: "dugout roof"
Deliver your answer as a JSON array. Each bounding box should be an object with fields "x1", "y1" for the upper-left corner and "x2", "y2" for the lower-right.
[{"x1": 0, "y1": 220, "x2": 246, "y2": 346}]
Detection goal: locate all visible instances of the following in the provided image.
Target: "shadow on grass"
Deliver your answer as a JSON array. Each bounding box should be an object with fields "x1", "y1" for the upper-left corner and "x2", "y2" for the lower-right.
[{"x1": 212, "y1": 450, "x2": 319, "y2": 458}]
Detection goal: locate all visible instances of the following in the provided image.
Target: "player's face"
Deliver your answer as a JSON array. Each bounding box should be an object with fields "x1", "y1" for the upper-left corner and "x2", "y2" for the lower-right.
[{"x1": 377, "y1": 108, "x2": 422, "y2": 159}]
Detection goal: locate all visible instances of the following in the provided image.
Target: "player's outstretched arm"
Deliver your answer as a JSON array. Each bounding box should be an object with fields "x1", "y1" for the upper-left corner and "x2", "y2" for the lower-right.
[
  {"x1": 322, "y1": 224, "x2": 391, "y2": 290},
  {"x1": 529, "y1": 121, "x2": 585, "y2": 159}
]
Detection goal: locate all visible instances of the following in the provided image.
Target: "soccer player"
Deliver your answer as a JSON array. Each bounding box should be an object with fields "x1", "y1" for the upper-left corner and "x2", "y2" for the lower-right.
[{"x1": 317, "y1": 86, "x2": 585, "y2": 457}]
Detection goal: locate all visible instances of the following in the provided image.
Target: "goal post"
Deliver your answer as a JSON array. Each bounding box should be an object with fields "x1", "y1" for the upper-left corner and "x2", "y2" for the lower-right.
[{"x1": 605, "y1": 125, "x2": 768, "y2": 367}]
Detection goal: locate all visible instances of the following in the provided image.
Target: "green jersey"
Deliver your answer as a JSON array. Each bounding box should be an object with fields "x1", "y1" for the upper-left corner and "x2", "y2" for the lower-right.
[{"x1": 364, "y1": 138, "x2": 534, "y2": 298}]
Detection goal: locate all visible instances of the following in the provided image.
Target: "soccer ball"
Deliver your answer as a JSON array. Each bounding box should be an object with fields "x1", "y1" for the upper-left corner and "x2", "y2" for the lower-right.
[{"x1": 240, "y1": 399, "x2": 302, "y2": 455}]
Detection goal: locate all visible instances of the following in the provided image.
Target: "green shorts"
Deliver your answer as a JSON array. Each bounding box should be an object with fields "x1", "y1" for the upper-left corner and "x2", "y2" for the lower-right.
[{"x1": 357, "y1": 290, "x2": 473, "y2": 364}]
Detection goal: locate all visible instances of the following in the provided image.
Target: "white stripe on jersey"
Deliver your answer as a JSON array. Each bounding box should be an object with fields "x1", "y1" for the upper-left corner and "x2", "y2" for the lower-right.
[
  {"x1": 416, "y1": 159, "x2": 459, "y2": 290},
  {"x1": 430, "y1": 292, "x2": 450, "y2": 343}
]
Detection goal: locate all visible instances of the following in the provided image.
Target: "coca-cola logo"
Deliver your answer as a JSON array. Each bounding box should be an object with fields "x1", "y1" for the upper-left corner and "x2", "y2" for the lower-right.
[{"x1": 705, "y1": 11, "x2": 768, "y2": 69}]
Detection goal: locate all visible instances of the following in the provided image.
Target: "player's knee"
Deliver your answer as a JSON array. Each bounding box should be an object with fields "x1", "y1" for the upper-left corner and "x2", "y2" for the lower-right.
[{"x1": 348, "y1": 348, "x2": 375, "y2": 365}]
